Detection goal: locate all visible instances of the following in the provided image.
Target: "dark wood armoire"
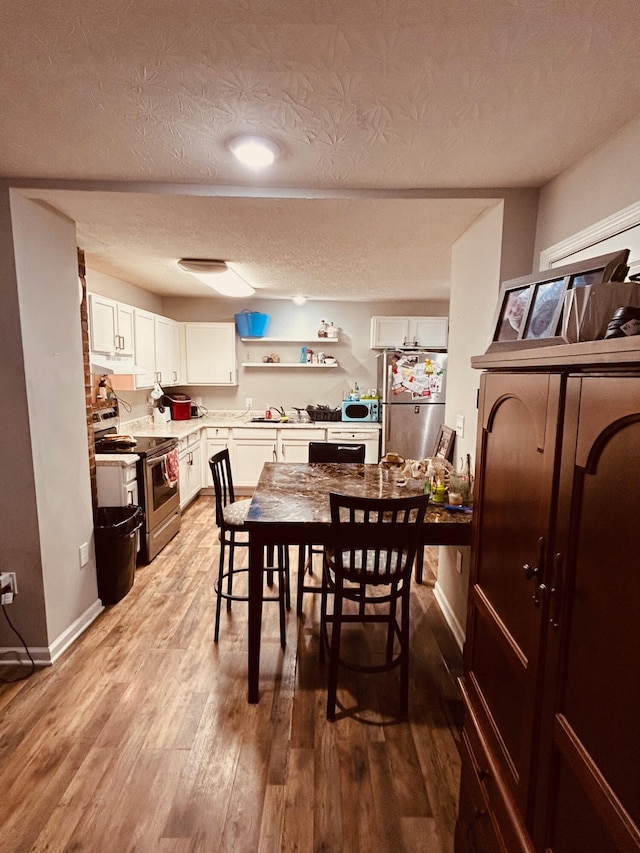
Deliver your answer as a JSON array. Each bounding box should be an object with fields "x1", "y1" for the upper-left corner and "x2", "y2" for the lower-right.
[{"x1": 455, "y1": 337, "x2": 640, "y2": 853}]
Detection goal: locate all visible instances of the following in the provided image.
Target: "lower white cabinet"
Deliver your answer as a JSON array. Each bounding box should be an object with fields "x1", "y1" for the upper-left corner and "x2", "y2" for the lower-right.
[
  {"x1": 168, "y1": 423, "x2": 381, "y2": 495},
  {"x1": 95, "y1": 457, "x2": 139, "y2": 507},
  {"x1": 95, "y1": 456, "x2": 140, "y2": 552},
  {"x1": 326, "y1": 427, "x2": 380, "y2": 463},
  {"x1": 178, "y1": 432, "x2": 203, "y2": 509},
  {"x1": 278, "y1": 428, "x2": 320, "y2": 463},
  {"x1": 203, "y1": 427, "x2": 230, "y2": 488},
  {"x1": 231, "y1": 428, "x2": 279, "y2": 488}
]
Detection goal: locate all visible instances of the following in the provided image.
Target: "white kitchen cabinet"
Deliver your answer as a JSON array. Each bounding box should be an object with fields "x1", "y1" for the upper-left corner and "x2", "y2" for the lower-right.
[
  {"x1": 326, "y1": 427, "x2": 380, "y2": 463},
  {"x1": 155, "y1": 315, "x2": 181, "y2": 386},
  {"x1": 95, "y1": 457, "x2": 139, "y2": 506},
  {"x1": 279, "y1": 428, "x2": 324, "y2": 463},
  {"x1": 231, "y1": 428, "x2": 278, "y2": 488},
  {"x1": 134, "y1": 309, "x2": 182, "y2": 389},
  {"x1": 178, "y1": 431, "x2": 203, "y2": 509},
  {"x1": 202, "y1": 427, "x2": 230, "y2": 489},
  {"x1": 183, "y1": 323, "x2": 237, "y2": 385},
  {"x1": 95, "y1": 457, "x2": 140, "y2": 551},
  {"x1": 370, "y1": 316, "x2": 448, "y2": 349},
  {"x1": 89, "y1": 293, "x2": 135, "y2": 357}
]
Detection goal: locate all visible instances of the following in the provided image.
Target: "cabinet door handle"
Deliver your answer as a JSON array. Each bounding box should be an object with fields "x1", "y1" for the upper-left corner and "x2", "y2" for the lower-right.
[
  {"x1": 272, "y1": 443, "x2": 277, "y2": 461},
  {"x1": 549, "y1": 552, "x2": 564, "y2": 629},
  {"x1": 114, "y1": 334, "x2": 120, "y2": 351},
  {"x1": 523, "y1": 536, "x2": 547, "y2": 606},
  {"x1": 173, "y1": 371, "x2": 177, "y2": 382}
]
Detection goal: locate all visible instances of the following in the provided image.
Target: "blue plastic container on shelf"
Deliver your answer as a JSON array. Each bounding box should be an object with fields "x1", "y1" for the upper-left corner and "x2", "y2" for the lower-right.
[{"x1": 234, "y1": 311, "x2": 270, "y2": 337}]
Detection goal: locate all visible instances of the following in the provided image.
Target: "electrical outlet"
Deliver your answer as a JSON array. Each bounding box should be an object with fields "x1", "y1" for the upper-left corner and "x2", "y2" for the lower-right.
[
  {"x1": 455, "y1": 414, "x2": 465, "y2": 438},
  {"x1": 0, "y1": 572, "x2": 17, "y2": 605},
  {"x1": 245, "y1": 397, "x2": 253, "y2": 409},
  {"x1": 79, "y1": 542, "x2": 90, "y2": 567}
]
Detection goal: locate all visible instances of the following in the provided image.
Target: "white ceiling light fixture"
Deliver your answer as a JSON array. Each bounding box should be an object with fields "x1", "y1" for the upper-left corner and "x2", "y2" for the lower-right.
[
  {"x1": 292, "y1": 295, "x2": 307, "y2": 305},
  {"x1": 229, "y1": 134, "x2": 280, "y2": 170},
  {"x1": 177, "y1": 258, "x2": 255, "y2": 297}
]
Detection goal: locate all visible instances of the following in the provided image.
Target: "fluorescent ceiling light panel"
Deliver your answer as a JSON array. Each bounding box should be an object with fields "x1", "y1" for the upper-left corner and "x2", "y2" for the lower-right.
[
  {"x1": 293, "y1": 295, "x2": 307, "y2": 305},
  {"x1": 178, "y1": 259, "x2": 255, "y2": 297},
  {"x1": 229, "y1": 135, "x2": 279, "y2": 169}
]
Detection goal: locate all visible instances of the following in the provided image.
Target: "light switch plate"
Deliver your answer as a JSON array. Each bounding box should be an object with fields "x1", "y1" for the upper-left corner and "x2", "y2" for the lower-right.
[{"x1": 455, "y1": 414, "x2": 465, "y2": 437}]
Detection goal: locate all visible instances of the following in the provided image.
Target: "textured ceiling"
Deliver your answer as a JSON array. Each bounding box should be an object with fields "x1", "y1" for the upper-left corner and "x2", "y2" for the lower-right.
[{"x1": 4, "y1": 0, "x2": 640, "y2": 300}]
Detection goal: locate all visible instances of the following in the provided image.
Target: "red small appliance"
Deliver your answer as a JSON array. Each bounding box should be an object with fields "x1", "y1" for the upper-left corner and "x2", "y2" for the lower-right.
[{"x1": 164, "y1": 393, "x2": 192, "y2": 421}]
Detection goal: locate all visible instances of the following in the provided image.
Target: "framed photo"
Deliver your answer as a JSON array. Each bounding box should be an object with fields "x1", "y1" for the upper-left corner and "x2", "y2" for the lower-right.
[
  {"x1": 433, "y1": 424, "x2": 455, "y2": 462},
  {"x1": 486, "y1": 249, "x2": 630, "y2": 353}
]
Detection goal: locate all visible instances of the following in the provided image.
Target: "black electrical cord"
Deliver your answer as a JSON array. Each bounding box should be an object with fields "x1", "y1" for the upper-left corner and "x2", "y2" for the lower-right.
[{"x1": 0, "y1": 604, "x2": 36, "y2": 683}]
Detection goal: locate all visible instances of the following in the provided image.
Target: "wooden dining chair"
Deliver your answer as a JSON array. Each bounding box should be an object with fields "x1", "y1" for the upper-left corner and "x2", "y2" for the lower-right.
[
  {"x1": 319, "y1": 491, "x2": 429, "y2": 721},
  {"x1": 296, "y1": 442, "x2": 367, "y2": 616},
  {"x1": 209, "y1": 449, "x2": 290, "y2": 647}
]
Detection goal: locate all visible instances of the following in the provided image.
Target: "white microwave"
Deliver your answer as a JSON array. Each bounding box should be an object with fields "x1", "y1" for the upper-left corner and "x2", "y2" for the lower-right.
[{"x1": 341, "y1": 399, "x2": 380, "y2": 422}]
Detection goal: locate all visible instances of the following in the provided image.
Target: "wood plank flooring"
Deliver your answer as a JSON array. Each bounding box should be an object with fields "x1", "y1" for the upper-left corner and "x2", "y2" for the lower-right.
[{"x1": 0, "y1": 496, "x2": 462, "y2": 853}]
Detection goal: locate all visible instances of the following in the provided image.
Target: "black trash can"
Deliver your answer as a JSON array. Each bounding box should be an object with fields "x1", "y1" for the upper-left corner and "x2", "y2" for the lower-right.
[{"x1": 95, "y1": 506, "x2": 144, "y2": 605}]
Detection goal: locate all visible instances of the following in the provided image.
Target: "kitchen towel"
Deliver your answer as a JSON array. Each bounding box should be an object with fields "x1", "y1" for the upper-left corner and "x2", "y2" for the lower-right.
[{"x1": 162, "y1": 448, "x2": 179, "y2": 488}]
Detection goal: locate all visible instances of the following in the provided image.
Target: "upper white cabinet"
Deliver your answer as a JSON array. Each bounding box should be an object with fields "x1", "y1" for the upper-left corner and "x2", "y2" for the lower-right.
[
  {"x1": 183, "y1": 323, "x2": 237, "y2": 385},
  {"x1": 88, "y1": 294, "x2": 135, "y2": 356},
  {"x1": 370, "y1": 316, "x2": 448, "y2": 349},
  {"x1": 154, "y1": 315, "x2": 181, "y2": 386},
  {"x1": 133, "y1": 309, "x2": 181, "y2": 389}
]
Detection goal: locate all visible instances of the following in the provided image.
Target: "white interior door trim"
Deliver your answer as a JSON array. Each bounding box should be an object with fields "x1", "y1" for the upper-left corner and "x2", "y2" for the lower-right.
[{"x1": 539, "y1": 200, "x2": 640, "y2": 269}]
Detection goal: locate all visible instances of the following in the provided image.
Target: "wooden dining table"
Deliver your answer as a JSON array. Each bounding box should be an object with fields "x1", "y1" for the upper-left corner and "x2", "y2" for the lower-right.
[{"x1": 245, "y1": 462, "x2": 473, "y2": 703}]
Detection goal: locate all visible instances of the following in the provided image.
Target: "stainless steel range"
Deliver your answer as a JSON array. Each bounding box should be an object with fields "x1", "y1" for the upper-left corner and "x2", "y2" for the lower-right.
[{"x1": 93, "y1": 407, "x2": 181, "y2": 562}]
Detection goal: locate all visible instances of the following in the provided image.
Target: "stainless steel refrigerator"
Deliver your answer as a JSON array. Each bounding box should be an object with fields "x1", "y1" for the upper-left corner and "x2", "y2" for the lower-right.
[{"x1": 376, "y1": 349, "x2": 448, "y2": 460}]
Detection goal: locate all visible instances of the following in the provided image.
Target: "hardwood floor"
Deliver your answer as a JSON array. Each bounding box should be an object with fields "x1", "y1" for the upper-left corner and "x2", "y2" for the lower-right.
[{"x1": 0, "y1": 496, "x2": 462, "y2": 853}]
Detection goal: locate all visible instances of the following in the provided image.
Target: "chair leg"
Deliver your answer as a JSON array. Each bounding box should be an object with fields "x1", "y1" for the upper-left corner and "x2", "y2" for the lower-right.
[
  {"x1": 386, "y1": 594, "x2": 397, "y2": 662},
  {"x1": 282, "y1": 545, "x2": 291, "y2": 611},
  {"x1": 277, "y1": 546, "x2": 287, "y2": 649},
  {"x1": 296, "y1": 546, "x2": 306, "y2": 615},
  {"x1": 326, "y1": 581, "x2": 343, "y2": 722},
  {"x1": 214, "y1": 539, "x2": 226, "y2": 643},
  {"x1": 226, "y1": 538, "x2": 236, "y2": 611},
  {"x1": 415, "y1": 545, "x2": 424, "y2": 583},
  {"x1": 399, "y1": 591, "x2": 411, "y2": 718}
]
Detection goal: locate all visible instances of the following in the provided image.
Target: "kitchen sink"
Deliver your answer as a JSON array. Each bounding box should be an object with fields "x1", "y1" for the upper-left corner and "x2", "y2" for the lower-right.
[{"x1": 249, "y1": 417, "x2": 295, "y2": 423}]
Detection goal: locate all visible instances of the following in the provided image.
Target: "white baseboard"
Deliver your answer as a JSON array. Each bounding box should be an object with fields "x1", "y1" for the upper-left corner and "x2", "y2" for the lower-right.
[
  {"x1": 0, "y1": 598, "x2": 104, "y2": 667},
  {"x1": 433, "y1": 581, "x2": 465, "y2": 653}
]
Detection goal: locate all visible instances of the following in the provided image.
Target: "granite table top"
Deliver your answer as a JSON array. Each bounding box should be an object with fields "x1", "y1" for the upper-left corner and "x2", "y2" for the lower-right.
[{"x1": 246, "y1": 462, "x2": 472, "y2": 544}]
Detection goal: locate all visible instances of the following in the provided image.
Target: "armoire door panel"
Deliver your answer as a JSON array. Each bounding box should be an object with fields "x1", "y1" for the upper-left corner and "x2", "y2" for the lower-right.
[
  {"x1": 469, "y1": 616, "x2": 527, "y2": 782},
  {"x1": 466, "y1": 371, "x2": 562, "y2": 816},
  {"x1": 543, "y1": 376, "x2": 640, "y2": 853}
]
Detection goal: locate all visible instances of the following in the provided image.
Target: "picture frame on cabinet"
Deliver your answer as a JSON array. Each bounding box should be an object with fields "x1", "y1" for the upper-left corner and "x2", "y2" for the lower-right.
[{"x1": 486, "y1": 249, "x2": 630, "y2": 353}]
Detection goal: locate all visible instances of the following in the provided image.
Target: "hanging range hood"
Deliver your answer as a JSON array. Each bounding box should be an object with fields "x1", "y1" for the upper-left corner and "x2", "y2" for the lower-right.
[{"x1": 90, "y1": 354, "x2": 147, "y2": 375}]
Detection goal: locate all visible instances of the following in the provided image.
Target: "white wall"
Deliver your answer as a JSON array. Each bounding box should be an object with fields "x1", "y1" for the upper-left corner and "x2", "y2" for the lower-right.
[
  {"x1": 7, "y1": 192, "x2": 101, "y2": 660},
  {"x1": 435, "y1": 204, "x2": 506, "y2": 648},
  {"x1": 534, "y1": 114, "x2": 640, "y2": 261},
  {"x1": 86, "y1": 268, "x2": 163, "y2": 314}
]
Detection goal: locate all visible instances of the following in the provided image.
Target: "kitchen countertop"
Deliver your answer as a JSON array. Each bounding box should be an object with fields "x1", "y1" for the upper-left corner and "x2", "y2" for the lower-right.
[
  {"x1": 94, "y1": 453, "x2": 140, "y2": 465},
  {"x1": 119, "y1": 411, "x2": 381, "y2": 439}
]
